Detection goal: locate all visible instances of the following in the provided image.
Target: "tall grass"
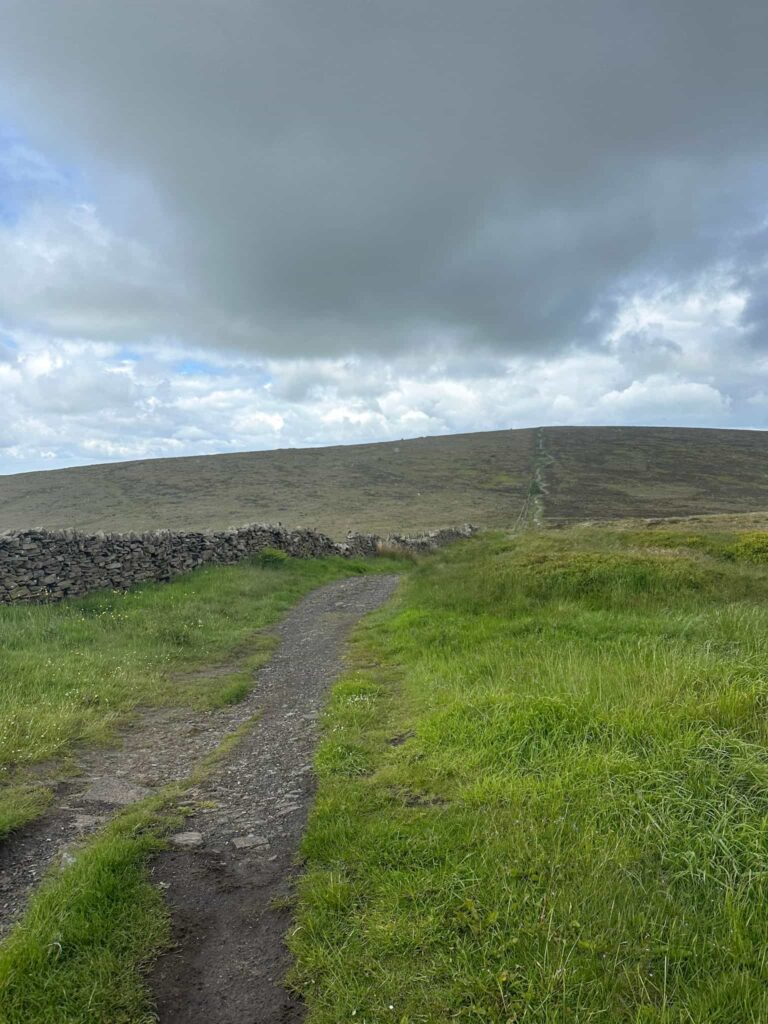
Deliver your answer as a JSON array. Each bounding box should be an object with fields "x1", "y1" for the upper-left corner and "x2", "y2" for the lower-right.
[{"x1": 291, "y1": 528, "x2": 768, "y2": 1022}]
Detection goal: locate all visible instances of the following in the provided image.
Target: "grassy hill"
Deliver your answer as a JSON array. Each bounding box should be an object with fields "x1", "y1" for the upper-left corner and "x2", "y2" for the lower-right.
[
  {"x1": 7, "y1": 524, "x2": 768, "y2": 1020},
  {"x1": 0, "y1": 426, "x2": 767, "y2": 536},
  {"x1": 541, "y1": 426, "x2": 768, "y2": 524},
  {"x1": 0, "y1": 430, "x2": 536, "y2": 536}
]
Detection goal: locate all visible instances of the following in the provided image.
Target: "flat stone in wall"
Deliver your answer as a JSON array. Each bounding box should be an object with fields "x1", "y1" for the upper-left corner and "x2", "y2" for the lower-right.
[{"x1": 0, "y1": 523, "x2": 476, "y2": 605}]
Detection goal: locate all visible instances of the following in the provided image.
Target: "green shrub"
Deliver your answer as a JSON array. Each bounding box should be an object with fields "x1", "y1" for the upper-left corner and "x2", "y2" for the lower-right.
[
  {"x1": 257, "y1": 547, "x2": 290, "y2": 567},
  {"x1": 726, "y1": 532, "x2": 768, "y2": 564}
]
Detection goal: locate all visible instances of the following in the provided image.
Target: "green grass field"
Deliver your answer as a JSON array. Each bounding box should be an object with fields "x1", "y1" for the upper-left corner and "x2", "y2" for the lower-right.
[
  {"x1": 0, "y1": 552, "x2": 392, "y2": 784},
  {"x1": 291, "y1": 527, "x2": 768, "y2": 1022},
  {"x1": 0, "y1": 551, "x2": 404, "y2": 845}
]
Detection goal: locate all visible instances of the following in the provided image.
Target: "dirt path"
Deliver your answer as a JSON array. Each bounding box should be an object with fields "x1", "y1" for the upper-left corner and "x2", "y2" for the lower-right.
[
  {"x1": 1, "y1": 574, "x2": 398, "y2": 981},
  {"x1": 147, "y1": 573, "x2": 398, "y2": 1022},
  {"x1": 2, "y1": 646, "x2": 282, "y2": 937}
]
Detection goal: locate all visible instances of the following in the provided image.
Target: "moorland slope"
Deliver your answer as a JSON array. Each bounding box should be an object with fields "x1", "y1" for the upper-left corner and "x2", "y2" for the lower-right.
[
  {"x1": 0, "y1": 425, "x2": 767, "y2": 535},
  {"x1": 0, "y1": 429, "x2": 536, "y2": 536},
  {"x1": 542, "y1": 425, "x2": 768, "y2": 523}
]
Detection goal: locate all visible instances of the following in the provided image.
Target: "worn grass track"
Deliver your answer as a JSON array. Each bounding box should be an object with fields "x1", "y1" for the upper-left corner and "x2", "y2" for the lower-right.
[{"x1": 291, "y1": 527, "x2": 768, "y2": 1022}]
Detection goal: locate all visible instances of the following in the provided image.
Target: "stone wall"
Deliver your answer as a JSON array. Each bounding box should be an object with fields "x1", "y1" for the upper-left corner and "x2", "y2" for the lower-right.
[{"x1": 0, "y1": 522, "x2": 476, "y2": 605}]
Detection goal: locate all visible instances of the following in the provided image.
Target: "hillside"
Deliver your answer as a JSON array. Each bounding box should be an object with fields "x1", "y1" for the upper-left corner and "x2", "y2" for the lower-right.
[
  {"x1": 0, "y1": 426, "x2": 767, "y2": 536},
  {"x1": 540, "y1": 426, "x2": 768, "y2": 524},
  {"x1": 0, "y1": 429, "x2": 536, "y2": 536}
]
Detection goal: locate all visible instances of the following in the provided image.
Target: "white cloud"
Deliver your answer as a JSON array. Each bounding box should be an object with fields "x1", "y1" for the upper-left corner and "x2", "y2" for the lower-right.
[
  {"x1": 596, "y1": 378, "x2": 730, "y2": 422},
  {"x1": 0, "y1": 268, "x2": 765, "y2": 474},
  {"x1": 0, "y1": 260, "x2": 765, "y2": 475},
  {"x1": 0, "y1": 1, "x2": 766, "y2": 476}
]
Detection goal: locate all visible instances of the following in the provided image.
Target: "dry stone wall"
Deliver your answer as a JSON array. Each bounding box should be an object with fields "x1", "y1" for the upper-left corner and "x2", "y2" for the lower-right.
[{"x1": 0, "y1": 522, "x2": 476, "y2": 605}]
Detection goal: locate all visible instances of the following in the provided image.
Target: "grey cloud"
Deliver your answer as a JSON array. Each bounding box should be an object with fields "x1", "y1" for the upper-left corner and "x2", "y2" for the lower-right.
[
  {"x1": 736, "y1": 227, "x2": 768, "y2": 346},
  {"x1": 0, "y1": 1, "x2": 767, "y2": 356},
  {"x1": 612, "y1": 331, "x2": 683, "y2": 377}
]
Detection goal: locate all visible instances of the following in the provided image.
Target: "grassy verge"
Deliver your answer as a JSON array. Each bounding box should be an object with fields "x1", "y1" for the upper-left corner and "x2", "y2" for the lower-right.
[
  {"x1": 290, "y1": 528, "x2": 768, "y2": 1022},
  {"x1": 0, "y1": 711, "x2": 267, "y2": 1023},
  {"x1": 0, "y1": 552, "x2": 401, "y2": 777},
  {"x1": 0, "y1": 792, "x2": 179, "y2": 1024}
]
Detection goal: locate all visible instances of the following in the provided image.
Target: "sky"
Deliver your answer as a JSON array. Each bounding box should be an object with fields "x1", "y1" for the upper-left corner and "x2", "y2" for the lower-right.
[{"x1": 0, "y1": 1, "x2": 766, "y2": 474}]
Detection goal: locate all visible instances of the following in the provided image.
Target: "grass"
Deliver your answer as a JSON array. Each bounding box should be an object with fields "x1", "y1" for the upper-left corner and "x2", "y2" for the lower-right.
[
  {"x1": 0, "y1": 543, "x2": 405, "y2": 1023},
  {"x1": 541, "y1": 426, "x2": 768, "y2": 524},
  {"x1": 290, "y1": 527, "x2": 768, "y2": 1022},
  {"x1": 6, "y1": 523, "x2": 768, "y2": 1020},
  {"x1": 0, "y1": 715, "x2": 264, "y2": 1024},
  {"x1": 0, "y1": 552, "x2": 401, "y2": 779},
  {"x1": 0, "y1": 784, "x2": 52, "y2": 840},
  {"x1": 0, "y1": 792, "x2": 178, "y2": 1024},
  {"x1": 0, "y1": 428, "x2": 536, "y2": 536}
]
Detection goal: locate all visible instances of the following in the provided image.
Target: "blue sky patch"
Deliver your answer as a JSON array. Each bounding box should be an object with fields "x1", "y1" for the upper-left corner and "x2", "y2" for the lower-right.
[{"x1": 0, "y1": 122, "x2": 79, "y2": 223}]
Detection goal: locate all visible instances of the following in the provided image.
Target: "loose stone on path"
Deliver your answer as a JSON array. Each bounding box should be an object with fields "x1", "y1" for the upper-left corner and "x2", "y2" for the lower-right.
[{"x1": 170, "y1": 832, "x2": 204, "y2": 848}]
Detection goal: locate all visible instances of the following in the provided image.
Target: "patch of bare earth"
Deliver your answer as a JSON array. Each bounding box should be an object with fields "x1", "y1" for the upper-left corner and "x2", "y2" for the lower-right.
[{"x1": 0, "y1": 574, "x2": 399, "y2": 1024}]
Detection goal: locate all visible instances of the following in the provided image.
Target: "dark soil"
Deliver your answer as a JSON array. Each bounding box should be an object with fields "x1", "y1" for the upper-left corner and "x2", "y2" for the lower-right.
[{"x1": 148, "y1": 573, "x2": 399, "y2": 1023}]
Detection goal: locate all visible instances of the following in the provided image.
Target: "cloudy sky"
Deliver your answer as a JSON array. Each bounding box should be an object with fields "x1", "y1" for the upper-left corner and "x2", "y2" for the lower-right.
[{"x1": 0, "y1": 1, "x2": 766, "y2": 473}]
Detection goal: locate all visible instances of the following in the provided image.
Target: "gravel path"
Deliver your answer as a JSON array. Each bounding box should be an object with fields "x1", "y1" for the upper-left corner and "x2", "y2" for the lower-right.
[
  {"x1": 145, "y1": 572, "x2": 399, "y2": 1022},
  {"x1": 1, "y1": 639, "x2": 285, "y2": 936}
]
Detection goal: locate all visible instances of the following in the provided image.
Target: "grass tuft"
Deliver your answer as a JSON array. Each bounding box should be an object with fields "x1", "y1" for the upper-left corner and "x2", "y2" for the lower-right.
[
  {"x1": 0, "y1": 793, "x2": 179, "y2": 1024},
  {"x1": 0, "y1": 785, "x2": 53, "y2": 840}
]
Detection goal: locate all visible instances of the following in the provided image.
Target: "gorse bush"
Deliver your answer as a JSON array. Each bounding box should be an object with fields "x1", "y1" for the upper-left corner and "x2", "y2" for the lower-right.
[{"x1": 725, "y1": 531, "x2": 768, "y2": 564}]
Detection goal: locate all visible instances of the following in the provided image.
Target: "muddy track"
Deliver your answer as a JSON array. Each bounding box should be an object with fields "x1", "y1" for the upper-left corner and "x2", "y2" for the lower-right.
[
  {"x1": 146, "y1": 573, "x2": 399, "y2": 1022},
  {"x1": 1, "y1": 573, "x2": 399, "y2": 1022}
]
